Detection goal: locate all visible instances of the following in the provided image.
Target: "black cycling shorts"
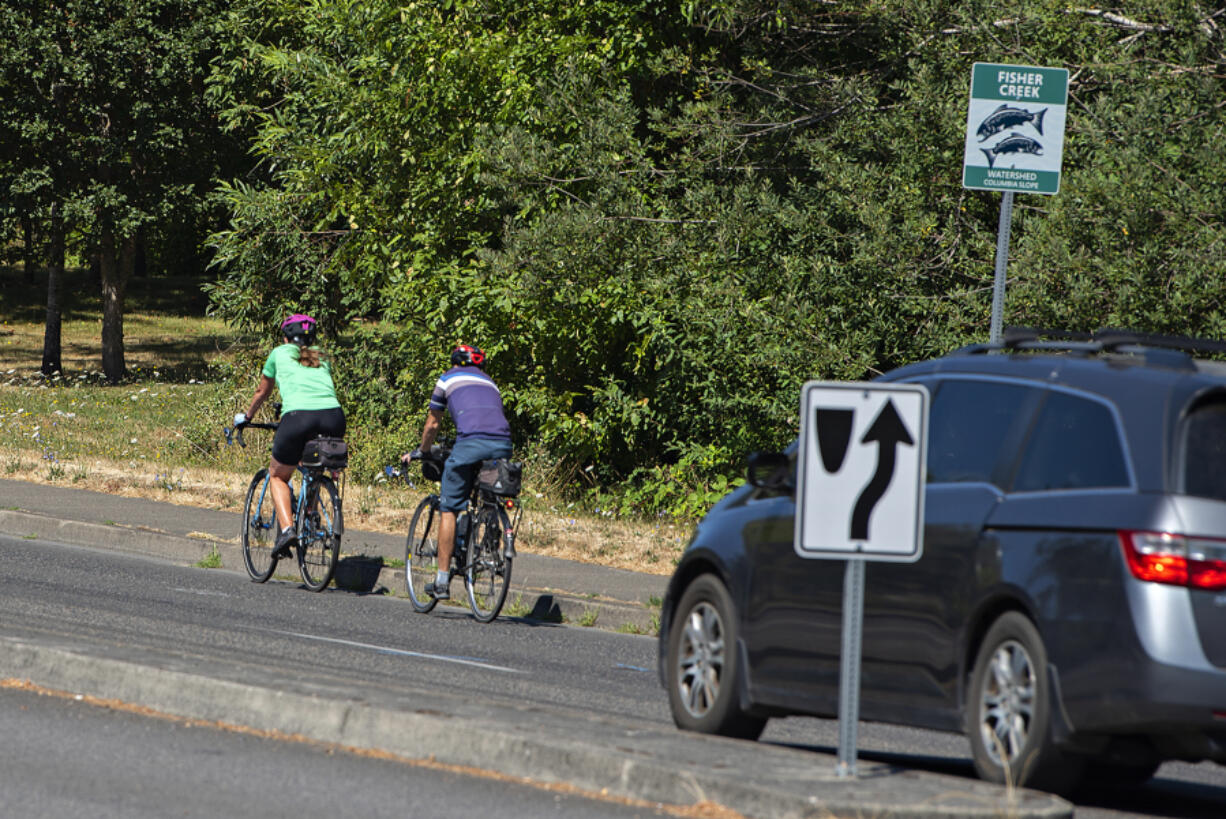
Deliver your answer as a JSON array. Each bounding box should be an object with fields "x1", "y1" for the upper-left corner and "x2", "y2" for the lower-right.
[{"x1": 272, "y1": 407, "x2": 346, "y2": 466}]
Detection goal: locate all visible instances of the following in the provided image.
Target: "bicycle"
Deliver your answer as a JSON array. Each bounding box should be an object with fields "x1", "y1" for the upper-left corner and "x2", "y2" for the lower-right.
[
  {"x1": 388, "y1": 444, "x2": 521, "y2": 623},
  {"x1": 224, "y1": 407, "x2": 346, "y2": 592}
]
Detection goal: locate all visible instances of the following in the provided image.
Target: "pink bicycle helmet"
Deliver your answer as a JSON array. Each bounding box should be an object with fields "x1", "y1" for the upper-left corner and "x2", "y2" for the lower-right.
[{"x1": 281, "y1": 314, "x2": 317, "y2": 346}]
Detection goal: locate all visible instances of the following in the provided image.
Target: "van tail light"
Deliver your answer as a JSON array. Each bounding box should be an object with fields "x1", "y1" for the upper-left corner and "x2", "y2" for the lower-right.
[{"x1": 1119, "y1": 531, "x2": 1226, "y2": 590}]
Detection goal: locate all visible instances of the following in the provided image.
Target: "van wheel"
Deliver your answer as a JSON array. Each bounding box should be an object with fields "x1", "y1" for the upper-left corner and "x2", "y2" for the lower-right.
[
  {"x1": 967, "y1": 612, "x2": 1084, "y2": 794},
  {"x1": 666, "y1": 574, "x2": 766, "y2": 740}
]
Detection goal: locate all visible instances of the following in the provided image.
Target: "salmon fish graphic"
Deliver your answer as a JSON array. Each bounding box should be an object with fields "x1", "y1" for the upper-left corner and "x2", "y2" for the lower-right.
[
  {"x1": 976, "y1": 104, "x2": 1047, "y2": 142},
  {"x1": 980, "y1": 135, "x2": 1043, "y2": 168}
]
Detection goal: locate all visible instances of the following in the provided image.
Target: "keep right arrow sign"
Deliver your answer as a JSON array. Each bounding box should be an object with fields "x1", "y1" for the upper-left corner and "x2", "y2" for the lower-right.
[
  {"x1": 795, "y1": 382, "x2": 929, "y2": 562},
  {"x1": 850, "y1": 398, "x2": 915, "y2": 541}
]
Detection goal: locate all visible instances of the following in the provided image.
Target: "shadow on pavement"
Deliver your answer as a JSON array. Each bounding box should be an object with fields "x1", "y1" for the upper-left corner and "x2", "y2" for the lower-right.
[{"x1": 771, "y1": 740, "x2": 1226, "y2": 819}]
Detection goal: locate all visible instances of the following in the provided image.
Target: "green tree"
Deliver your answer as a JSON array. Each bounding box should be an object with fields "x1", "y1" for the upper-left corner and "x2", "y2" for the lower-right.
[
  {"x1": 205, "y1": 0, "x2": 1226, "y2": 512},
  {"x1": 204, "y1": 0, "x2": 675, "y2": 333},
  {"x1": 0, "y1": 0, "x2": 238, "y2": 380}
]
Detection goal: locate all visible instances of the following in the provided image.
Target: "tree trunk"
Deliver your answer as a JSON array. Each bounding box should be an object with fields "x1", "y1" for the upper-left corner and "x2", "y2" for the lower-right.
[
  {"x1": 40, "y1": 204, "x2": 65, "y2": 376},
  {"x1": 99, "y1": 230, "x2": 129, "y2": 383}
]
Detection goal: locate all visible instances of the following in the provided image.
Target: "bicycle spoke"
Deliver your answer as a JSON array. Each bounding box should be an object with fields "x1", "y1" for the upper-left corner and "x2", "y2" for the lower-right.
[
  {"x1": 405, "y1": 496, "x2": 440, "y2": 612},
  {"x1": 465, "y1": 507, "x2": 511, "y2": 623},
  {"x1": 298, "y1": 475, "x2": 341, "y2": 592},
  {"x1": 241, "y1": 469, "x2": 278, "y2": 582}
]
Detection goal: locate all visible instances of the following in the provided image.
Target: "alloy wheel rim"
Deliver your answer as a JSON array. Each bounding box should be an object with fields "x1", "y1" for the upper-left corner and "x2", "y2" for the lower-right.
[
  {"x1": 677, "y1": 601, "x2": 725, "y2": 719},
  {"x1": 978, "y1": 639, "x2": 1037, "y2": 766}
]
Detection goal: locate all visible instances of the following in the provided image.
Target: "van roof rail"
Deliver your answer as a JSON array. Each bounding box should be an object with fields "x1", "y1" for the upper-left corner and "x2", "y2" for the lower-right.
[{"x1": 951, "y1": 326, "x2": 1226, "y2": 367}]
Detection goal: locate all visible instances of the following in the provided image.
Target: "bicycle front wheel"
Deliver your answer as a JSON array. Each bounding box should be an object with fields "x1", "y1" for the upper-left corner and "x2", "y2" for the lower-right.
[
  {"x1": 241, "y1": 468, "x2": 278, "y2": 582},
  {"x1": 405, "y1": 496, "x2": 440, "y2": 613},
  {"x1": 298, "y1": 475, "x2": 341, "y2": 592},
  {"x1": 465, "y1": 507, "x2": 512, "y2": 623}
]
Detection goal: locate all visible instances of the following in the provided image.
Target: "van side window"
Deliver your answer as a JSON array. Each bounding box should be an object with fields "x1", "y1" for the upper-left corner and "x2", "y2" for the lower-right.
[
  {"x1": 927, "y1": 380, "x2": 1033, "y2": 485},
  {"x1": 1182, "y1": 400, "x2": 1226, "y2": 501},
  {"x1": 1012, "y1": 391, "x2": 1129, "y2": 491}
]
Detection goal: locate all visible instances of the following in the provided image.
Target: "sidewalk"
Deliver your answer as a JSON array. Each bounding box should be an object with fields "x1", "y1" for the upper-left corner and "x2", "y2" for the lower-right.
[{"x1": 0, "y1": 477, "x2": 667, "y2": 633}]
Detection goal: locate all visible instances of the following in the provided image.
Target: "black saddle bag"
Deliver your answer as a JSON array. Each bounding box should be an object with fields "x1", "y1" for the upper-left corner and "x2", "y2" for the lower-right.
[
  {"x1": 420, "y1": 453, "x2": 445, "y2": 482},
  {"x1": 301, "y1": 436, "x2": 349, "y2": 469},
  {"x1": 477, "y1": 458, "x2": 522, "y2": 497}
]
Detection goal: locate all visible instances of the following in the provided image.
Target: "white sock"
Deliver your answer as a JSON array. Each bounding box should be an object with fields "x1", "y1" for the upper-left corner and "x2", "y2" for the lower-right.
[{"x1": 436, "y1": 570, "x2": 448, "y2": 586}]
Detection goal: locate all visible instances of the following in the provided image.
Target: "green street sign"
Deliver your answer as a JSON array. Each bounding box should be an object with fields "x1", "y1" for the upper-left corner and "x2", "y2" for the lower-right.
[{"x1": 962, "y1": 63, "x2": 1069, "y2": 195}]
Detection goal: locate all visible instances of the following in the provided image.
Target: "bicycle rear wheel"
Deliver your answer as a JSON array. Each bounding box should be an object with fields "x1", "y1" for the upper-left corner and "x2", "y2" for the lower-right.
[
  {"x1": 465, "y1": 507, "x2": 512, "y2": 623},
  {"x1": 405, "y1": 496, "x2": 440, "y2": 612},
  {"x1": 298, "y1": 474, "x2": 341, "y2": 592},
  {"x1": 241, "y1": 469, "x2": 278, "y2": 582}
]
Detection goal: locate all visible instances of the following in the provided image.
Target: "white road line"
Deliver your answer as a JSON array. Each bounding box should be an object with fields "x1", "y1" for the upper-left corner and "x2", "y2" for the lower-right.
[
  {"x1": 613, "y1": 663, "x2": 651, "y2": 673},
  {"x1": 267, "y1": 629, "x2": 524, "y2": 673},
  {"x1": 173, "y1": 588, "x2": 232, "y2": 597}
]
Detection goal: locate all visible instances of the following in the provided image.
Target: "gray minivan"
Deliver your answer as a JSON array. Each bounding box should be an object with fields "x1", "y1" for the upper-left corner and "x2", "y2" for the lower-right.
[{"x1": 658, "y1": 329, "x2": 1226, "y2": 793}]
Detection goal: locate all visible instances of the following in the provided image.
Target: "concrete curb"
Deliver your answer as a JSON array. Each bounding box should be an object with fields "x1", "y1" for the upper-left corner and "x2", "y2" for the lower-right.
[
  {"x1": 0, "y1": 509, "x2": 660, "y2": 634},
  {"x1": 0, "y1": 636, "x2": 1072, "y2": 819}
]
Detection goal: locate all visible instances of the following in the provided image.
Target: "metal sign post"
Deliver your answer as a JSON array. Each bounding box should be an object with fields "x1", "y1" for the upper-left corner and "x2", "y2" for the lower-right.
[
  {"x1": 990, "y1": 191, "x2": 1015, "y2": 345},
  {"x1": 963, "y1": 63, "x2": 1068, "y2": 343},
  {"x1": 795, "y1": 382, "x2": 928, "y2": 777},
  {"x1": 836, "y1": 558, "x2": 866, "y2": 777}
]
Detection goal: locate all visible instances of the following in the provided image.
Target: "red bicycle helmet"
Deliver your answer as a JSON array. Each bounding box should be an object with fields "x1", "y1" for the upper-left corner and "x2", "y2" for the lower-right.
[{"x1": 450, "y1": 344, "x2": 485, "y2": 368}]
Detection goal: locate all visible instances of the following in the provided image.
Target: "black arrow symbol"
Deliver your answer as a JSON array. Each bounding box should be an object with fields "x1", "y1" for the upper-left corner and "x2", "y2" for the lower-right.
[{"x1": 850, "y1": 399, "x2": 914, "y2": 541}]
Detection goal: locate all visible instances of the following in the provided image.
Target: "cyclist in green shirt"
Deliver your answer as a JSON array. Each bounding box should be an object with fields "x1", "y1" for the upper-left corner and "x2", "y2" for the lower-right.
[{"x1": 234, "y1": 314, "x2": 345, "y2": 557}]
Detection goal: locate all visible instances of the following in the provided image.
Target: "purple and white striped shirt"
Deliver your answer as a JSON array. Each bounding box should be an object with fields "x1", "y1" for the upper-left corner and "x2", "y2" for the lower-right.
[{"x1": 428, "y1": 366, "x2": 512, "y2": 441}]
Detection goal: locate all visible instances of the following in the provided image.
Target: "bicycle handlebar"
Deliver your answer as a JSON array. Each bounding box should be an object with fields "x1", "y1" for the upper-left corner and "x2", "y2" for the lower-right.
[
  {"x1": 382, "y1": 440, "x2": 452, "y2": 485},
  {"x1": 223, "y1": 420, "x2": 279, "y2": 448}
]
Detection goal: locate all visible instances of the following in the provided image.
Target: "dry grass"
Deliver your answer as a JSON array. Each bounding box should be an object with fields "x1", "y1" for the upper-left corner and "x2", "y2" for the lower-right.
[{"x1": 0, "y1": 442, "x2": 686, "y2": 575}]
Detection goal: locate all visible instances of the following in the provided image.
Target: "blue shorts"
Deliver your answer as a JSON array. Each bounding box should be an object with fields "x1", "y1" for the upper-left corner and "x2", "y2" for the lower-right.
[{"x1": 440, "y1": 436, "x2": 513, "y2": 513}]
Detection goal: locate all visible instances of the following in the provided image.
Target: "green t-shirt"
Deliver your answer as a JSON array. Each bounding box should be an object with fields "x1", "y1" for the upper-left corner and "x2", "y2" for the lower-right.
[{"x1": 261, "y1": 344, "x2": 341, "y2": 414}]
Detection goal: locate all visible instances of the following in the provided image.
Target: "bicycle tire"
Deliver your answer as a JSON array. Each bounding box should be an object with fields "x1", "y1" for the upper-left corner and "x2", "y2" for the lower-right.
[
  {"x1": 298, "y1": 474, "x2": 341, "y2": 592},
  {"x1": 241, "y1": 468, "x2": 278, "y2": 582},
  {"x1": 465, "y1": 506, "x2": 512, "y2": 623},
  {"x1": 405, "y1": 496, "x2": 440, "y2": 612}
]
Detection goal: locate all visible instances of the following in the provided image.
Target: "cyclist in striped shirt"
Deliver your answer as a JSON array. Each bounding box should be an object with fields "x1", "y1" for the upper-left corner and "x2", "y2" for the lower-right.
[{"x1": 403, "y1": 344, "x2": 512, "y2": 600}]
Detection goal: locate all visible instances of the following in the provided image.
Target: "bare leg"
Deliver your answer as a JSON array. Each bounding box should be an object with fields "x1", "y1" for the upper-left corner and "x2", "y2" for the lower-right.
[
  {"x1": 269, "y1": 458, "x2": 296, "y2": 531},
  {"x1": 437, "y1": 511, "x2": 456, "y2": 577}
]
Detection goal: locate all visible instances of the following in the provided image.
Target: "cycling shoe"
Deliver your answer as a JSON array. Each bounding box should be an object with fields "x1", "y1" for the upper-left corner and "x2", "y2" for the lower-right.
[{"x1": 272, "y1": 527, "x2": 297, "y2": 559}]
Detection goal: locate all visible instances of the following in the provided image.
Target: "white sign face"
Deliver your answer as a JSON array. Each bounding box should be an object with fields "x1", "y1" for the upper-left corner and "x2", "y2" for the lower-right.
[
  {"x1": 795, "y1": 382, "x2": 928, "y2": 561},
  {"x1": 962, "y1": 62, "x2": 1069, "y2": 195}
]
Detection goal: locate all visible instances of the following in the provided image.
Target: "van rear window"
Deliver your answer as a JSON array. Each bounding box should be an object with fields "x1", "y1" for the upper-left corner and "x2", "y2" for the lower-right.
[
  {"x1": 1012, "y1": 391, "x2": 1130, "y2": 491},
  {"x1": 1183, "y1": 401, "x2": 1226, "y2": 501}
]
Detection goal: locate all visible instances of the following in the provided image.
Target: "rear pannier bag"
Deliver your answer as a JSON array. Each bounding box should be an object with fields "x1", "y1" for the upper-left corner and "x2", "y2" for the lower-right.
[
  {"x1": 477, "y1": 458, "x2": 522, "y2": 497},
  {"x1": 301, "y1": 436, "x2": 349, "y2": 469}
]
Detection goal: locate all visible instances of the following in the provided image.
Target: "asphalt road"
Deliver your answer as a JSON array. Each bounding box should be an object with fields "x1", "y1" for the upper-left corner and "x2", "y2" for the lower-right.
[
  {"x1": 0, "y1": 535, "x2": 665, "y2": 726},
  {"x1": 0, "y1": 685, "x2": 675, "y2": 818},
  {"x1": 2, "y1": 534, "x2": 1224, "y2": 818}
]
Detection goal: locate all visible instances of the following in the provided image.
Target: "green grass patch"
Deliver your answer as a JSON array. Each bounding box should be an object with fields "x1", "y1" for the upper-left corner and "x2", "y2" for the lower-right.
[
  {"x1": 503, "y1": 594, "x2": 531, "y2": 618},
  {"x1": 615, "y1": 618, "x2": 659, "y2": 636},
  {"x1": 0, "y1": 378, "x2": 259, "y2": 473},
  {"x1": 194, "y1": 546, "x2": 223, "y2": 569}
]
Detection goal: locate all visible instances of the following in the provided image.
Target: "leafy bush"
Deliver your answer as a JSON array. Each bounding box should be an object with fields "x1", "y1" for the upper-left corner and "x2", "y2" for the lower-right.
[{"x1": 203, "y1": 0, "x2": 1226, "y2": 518}]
